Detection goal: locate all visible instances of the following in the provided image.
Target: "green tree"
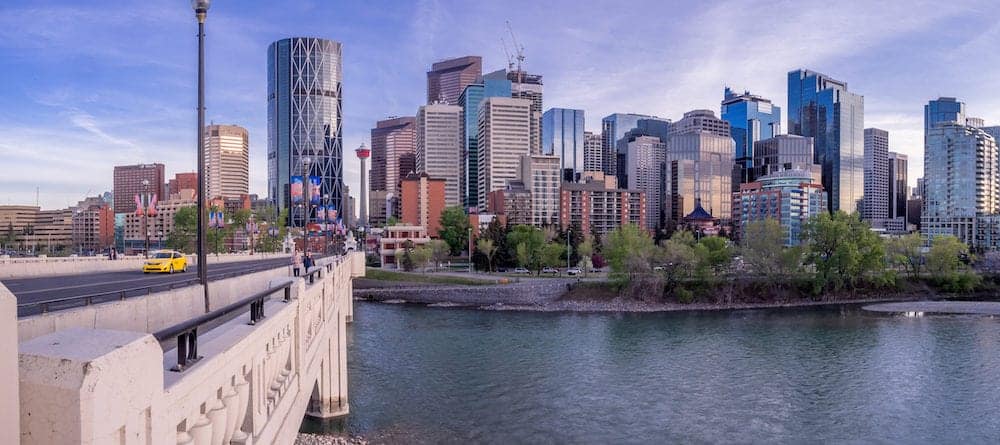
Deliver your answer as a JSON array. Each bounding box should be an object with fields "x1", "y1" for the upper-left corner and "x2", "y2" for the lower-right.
[
  {"x1": 438, "y1": 206, "x2": 471, "y2": 256},
  {"x1": 429, "y1": 239, "x2": 450, "y2": 268},
  {"x1": 657, "y1": 233, "x2": 699, "y2": 289},
  {"x1": 886, "y1": 233, "x2": 924, "y2": 278},
  {"x1": 400, "y1": 240, "x2": 415, "y2": 271},
  {"x1": 926, "y1": 235, "x2": 965, "y2": 277},
  {"x1": 166, "y1": 206, "x2": 197, "y2": 252},
  {"x1": 603, "y1": 224, "x2": 654, "y2": 284},
  {"x1": 802, "y1": 211, "x2": 885, "y2": 292},
  {"x1": 482, "y1": 218, "x2": 512, "y2": 268},
  {"x1": 508, "y1": 225, "x2": 546, "y2": 272},
  {"x1": 740, "y1": 219, "x2": 801, "y2": 280},
  {"x1": 386, "y1": 216, "x2": 400, "y2": 227},
  {"x1": 694, "y1": 236, "x2": 732, "y2": 277},
  {"x1": 411, "y1": 245, "x2": 433, "y2": 272},
  {"x1": 541, "y1": 242, "x2": 566, "y2": 269},
  {"x1": 576, "y1": 238, "x2": 594, "y2": 275},
  {"x1": 476, "y1": 238, "x2": 497, "y2": 272}
]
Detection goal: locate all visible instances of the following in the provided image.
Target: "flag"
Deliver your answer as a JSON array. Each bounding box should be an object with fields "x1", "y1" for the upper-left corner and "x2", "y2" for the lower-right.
[
  {"x1": 134, "y1": 194, "x2": 144, "y2": 216},
  {"x1": 290, "y1": 176, "x2": 304, "y2": 203},
  {"x1": 147, "y1": 194, "x2": 158, "y2": 216},
  {"x1": 308, "y1": 176, "x2": 322, "y2": 205},
  {"x1": 316, "y1": 206, "x2": 326, "y2": 222}
]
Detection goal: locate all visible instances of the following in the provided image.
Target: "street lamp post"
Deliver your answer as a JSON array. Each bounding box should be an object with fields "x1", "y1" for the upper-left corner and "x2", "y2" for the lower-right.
[
  {"x1": 566, "y1": 228, "x2": 571, "y2": 271},
  {"x1": 468, "y1": 226, "x2": 473, "y2": 274},
  {"x1": 323, "y1": 193, "x2": 330, "y2": 255},
  {"x1": 192, "y1": 0, "x2": 211, "y2": 313},
  {"x1": 302, "y1": 157, "x2": 312, "y2": 254},
  {"x1": 142, "y1": 179, "x2": 150, "y2": 258}
]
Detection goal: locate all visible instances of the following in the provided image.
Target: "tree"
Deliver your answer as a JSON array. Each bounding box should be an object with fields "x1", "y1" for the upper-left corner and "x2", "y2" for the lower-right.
[
  {"x1": 541, "y1": 242, "x2": 566, "y2": 269},
  {"x1": 400, "y1": 240, "x2": 415, "y2": 271},
  {"x1": 386, "y1": 216, "x2": 400, "y2": 227},
  {"x1": 476, "y1": 238, "x2": 497, "y2": 272},
  {"x1": 603, "y1": 224, "x2": 654, "y2": 284},
  {"x1": 926, "y1": 235, "x2": 965, "y2": 277},
  {"x1": 429, "y1": 239, "x2": 450, "y2": 268},
  {"x1": 886, "y1": 233, "x2": 924, "y2": 278},
  {"x1": 657, "y1": 233, "x2": 699, "y2": 289},
  {"x1": 576, "y1": 238, "x2": 594, "y2": 275},
  {"x1": 802, "y1": 211, "x2": 886, "y2": 292},
  {"x1": 482, "y1": 218, "x2": 512, "y2": 268},
  {"x1": 166, "y1": 206, "x2": 197, "y2": 252},
  {"x1": 411, "y1": 245, "x2": 433, "y2": 272},
  {"x1": 694, "y1": 236, "x2": 732, "y2": 277},
  {"x1": 741, "y1": 219, "x2": 801, "y2": 280},
  {"x1": 508, "y1": 225, "x2": 546, "y2": 272},
  {"x1": 438, "y1": 206, "x2": 471, "y2": 256}
]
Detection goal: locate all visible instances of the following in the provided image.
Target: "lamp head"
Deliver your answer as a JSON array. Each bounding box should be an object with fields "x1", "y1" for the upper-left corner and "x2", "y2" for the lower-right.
[{"x1": 191, "y1": 0, "x2": 210, "y2": 12}]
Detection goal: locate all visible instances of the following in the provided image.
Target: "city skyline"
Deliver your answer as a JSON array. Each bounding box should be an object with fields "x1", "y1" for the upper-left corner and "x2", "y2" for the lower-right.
[{"x1": 2, "y1": 1, "x2": 999, "y2": 209}]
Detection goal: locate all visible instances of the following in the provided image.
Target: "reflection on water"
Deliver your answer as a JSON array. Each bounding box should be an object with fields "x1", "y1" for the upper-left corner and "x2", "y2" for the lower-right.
[{"x1": 302, "y1": 303, "x2": 1000, "y2": 443}]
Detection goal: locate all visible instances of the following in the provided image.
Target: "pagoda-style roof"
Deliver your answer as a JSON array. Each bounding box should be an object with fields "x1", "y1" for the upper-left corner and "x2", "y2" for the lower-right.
[{"x1": 683, "y1": 203, "x2": 715, "y2": 221}]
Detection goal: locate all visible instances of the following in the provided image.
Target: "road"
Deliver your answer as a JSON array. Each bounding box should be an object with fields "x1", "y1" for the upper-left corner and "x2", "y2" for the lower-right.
[{"x1": 4, "y1": 256, "x2": 294, "y2": 316}]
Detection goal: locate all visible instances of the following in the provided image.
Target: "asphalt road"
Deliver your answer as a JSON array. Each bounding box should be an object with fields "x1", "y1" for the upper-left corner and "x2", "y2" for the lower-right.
[{"x1": 4, "y1": 256, "x2": 294, "y2": 316}]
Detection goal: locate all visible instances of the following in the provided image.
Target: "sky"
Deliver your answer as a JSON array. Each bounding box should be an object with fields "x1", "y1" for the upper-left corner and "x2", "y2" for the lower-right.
[{"x1": 1, "y1": 0, "x2": 999, "y2": 211}]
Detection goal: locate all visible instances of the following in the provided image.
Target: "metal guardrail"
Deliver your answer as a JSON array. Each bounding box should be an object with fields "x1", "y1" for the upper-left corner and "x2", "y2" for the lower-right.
[
  {"x1": 15, "y1": 260, "x2": 293, "y2": 317},
  {"x1": 153, "y1": 281, "x2": 293, "y2": 372}
]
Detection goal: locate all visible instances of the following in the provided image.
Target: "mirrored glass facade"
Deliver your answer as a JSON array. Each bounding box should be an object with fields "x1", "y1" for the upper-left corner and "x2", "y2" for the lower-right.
[
  {"x1": 267, "y1": 37, "x2": 343, "y2": 226},
  {"x1": 721, "y1": 87, "x2": 781, "y2": 184},
  {"x1": 542, "y1": 108, "x2": 585, "y2": 182},
  {"x1": 787, "y1": 69, "x2": 864, "y2": 213},
  {"x1": 459, "y1": 77, "x2": 511, "y2": 210}
]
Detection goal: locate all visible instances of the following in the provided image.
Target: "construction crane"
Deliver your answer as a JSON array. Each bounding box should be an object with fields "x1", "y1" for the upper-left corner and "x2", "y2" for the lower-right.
[
  {"x1": 505, "y1": 20, "x2": 525, "y2": 84},
  {"x1": 500, "y1": 37, "x2": 514, "y2": 72}
]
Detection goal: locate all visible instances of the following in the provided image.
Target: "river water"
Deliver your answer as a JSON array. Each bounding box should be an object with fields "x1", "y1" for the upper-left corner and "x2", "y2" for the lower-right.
[{"x1": 302, "y1": 302, "x2": 1000, "y2": 443}]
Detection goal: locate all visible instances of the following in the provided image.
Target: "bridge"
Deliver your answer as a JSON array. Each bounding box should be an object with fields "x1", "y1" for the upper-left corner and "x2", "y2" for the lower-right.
[{"x1": 0, "y1": 251, "x2": 364, "y2": 444}]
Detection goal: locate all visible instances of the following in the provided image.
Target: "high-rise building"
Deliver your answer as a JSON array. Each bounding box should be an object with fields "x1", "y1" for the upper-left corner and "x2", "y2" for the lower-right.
[
  {"x1": 400, "y1": 172, "x2": 447, "y2": 237},
  {"x1": 788, "y1": 69, "x2": 864, "y2": 213},
  {"x1": 922, "y1": 122, "x2": 999, "y2": 247},
  {"x1": 601, "y1": 113, "x2": 670, "y2": 183},
  {"x1": 520, "y1": 154, "x2": 561, "y2": 226},
  {"x1": 721, "y1": 87, "x2": 781, "y2": 184},
  {"x1": 669, "y1": 109, "x2": 732, "y2": 138},
  {"x1": 982, "y1": 126, "x2": 1000, "y2": 143},
  {"x1": 416, "y1": 103, "x2": 462, "y2": 207},
  {"x1": 489, "y1": 69, "x2": 544, "y2": 154},
  {"x1": 71, "y1": 196, "x2": 115, "y2": 253},
  {"x1": 458, "y1": 76, "x2": 512, "y2": 210},
  {"x1": 733, "y1": 169, "x2": 826, "y2": 245},
  {"x1": 888, "y1": 151, "x2": 908, "y2": 231},
  {"x1": 583, "y1": 131, "x2": 603, "y2": 173},
  {"x1": 267, "y1": 37, "x2": 343, "y2": 226},
  {"x1": 369, "y1": 116, "x2": 416, "y2": 225},
  {"x1": 625, "y1": 136, "x2": 666, "y2": 231},
  {"x1": 166, "y1": 172, "x2": 198, "y2": 198},
  {"x1": 426, "y1": 56, "x2": 482, "y2": 106},
  {"x1": 204, "y1": 124, "x2": 249, "y2": 200},
  {"x1": 966, "y1": 117, "x2": 985, "y2": 128},
  {"x1": 486, "y1": 181, "x2": 533, "y2": 227},
  {"x1": 542, "y1": 108, "x2": 585, "y2": 182},
  {"x1": 477, "y1": 97, "x2": 532, "y2": 212},
  {"x1": 113, "y1": 163, "x2": 165, "y2": 214},
  {"x1": 863, "y1": 128, "x2": 890, "y2": 222},
  {"x1": 124, "y1": 189, "x2": 196, "y2": 254},
  {"x1": 924, "y1": 97, "x2": 965, "y2": 139},
  {"x1": 752, "y1": 134, "x2": 820, "y2": 182},
  {"x1": 665, "y1": 130, "x2": 735, "y2": 222},
  {"x1": 560, "y1": 175, "x2": 646, "y2": 236}
]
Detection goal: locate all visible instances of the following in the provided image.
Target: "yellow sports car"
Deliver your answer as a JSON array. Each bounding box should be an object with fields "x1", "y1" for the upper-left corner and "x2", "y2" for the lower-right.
[{"x1": 142, "y1": 250, "x2": 188, "y2": 274}]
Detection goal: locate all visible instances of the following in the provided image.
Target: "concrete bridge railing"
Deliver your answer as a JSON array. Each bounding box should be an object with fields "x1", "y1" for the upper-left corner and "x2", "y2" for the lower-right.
[
  {"x1": 0, "y1": 252, "x2": 291, "y2": 279},
  {"x1": 14, "y1": 251, "x2": 364, "y2": 444}
]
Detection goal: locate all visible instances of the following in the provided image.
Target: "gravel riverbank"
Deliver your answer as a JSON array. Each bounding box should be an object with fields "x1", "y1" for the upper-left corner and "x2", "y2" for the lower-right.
[{"x1": 296, "y1": 433, "x2": 368, "y2": 445}]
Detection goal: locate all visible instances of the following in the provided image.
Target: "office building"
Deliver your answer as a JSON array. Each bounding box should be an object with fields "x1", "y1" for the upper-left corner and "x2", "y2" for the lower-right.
[
  {"x1": 477, "y1": 97, "x2": 532, "y2": 212},
  {"x1": 560, "y1": 175, "x2": 646, "y2": 236},
  {"x1": 788, "y1": 69, "x2": 864, "y2": 213},
  {"x1": 204, "y1": 124, "x2": 249, "y2": 200},
  {"x1": 416, "y1": 103, "x2": 462, "y2": 206},
  {"x1": 721, "y1": 87, "x2": 781, "y2": 184},
  {"x1": 624, "y1": 136, "x2": 666, "y2": 231},
  {"x1": 486, "y1": 181, "x2": 532, "y2": 226},
  {"x1": 583, "y1": 131, "x2": 602, "y2": 173},
  {"x1": 400, "y1": 173, "x2": 447, "y2": 237},
  {"x1": 665, "y1": 128, "x2": 735, "y2": 222},
  {"x1": 752, "y1": 134, "x2": 820, "y2": 182},
  {"x1": 982, "y1": 126, "x2": 1000, "y2": 143},
  {"x1": 370, "y1": 116, "x2": 416, "y2": 225},
  {"x1": 426, "y1": 56, "x2": 481, "y2": 106},
  {"x1": 267, "y1": 37, "x2": 344, "y2": 226},
  {"x1": 733, "y1": 169, "x2": 827, "y2": 245},
  {"x1": 0, "y1": 206, "x2": 73, "y2": 254},
  {"x1": 669, "y1": 109, "x2": 731, "y2": 138},
  {"x1": 379, "y1": 225, "x2": 430, "y2": 269},
  {"x1": 966, "y1": 117, "x2": 985, "y2": 128},
  {"x1": 520, "y1": 154, "x2": 561, "y2": 226},
  {"x1": 166, "y1": 172, "x2": 198, "y2": 198},
  {"x1": 601, "y1": 113, "x2": 670, "y2": 183},
  {"x1": 922, "y1": 122, "x2": 999, "y2": 248},
  {"x1": 113, "y1": 163, "x2": 165, "y2": 214},
  {"x1": 124, "y1": 189, "x2": 197, "y2": 254},
  {"x1": 71, "y1": 196, "x2": 115, "y2": 254},
  {"x1": 924, "y1": 97, "x2": 965, "y2": 139},
  {"x1": 458, "y1": 76, "x2": 512, "y2": 209},
  {"x1": 501, "y1": 69, "x2": 544, "y2": 154},
  {"x1": 542, "y1": 108, "x2": 585, "y2": 182},
  {"x1": 863, "y1": 128, "x2": 890, "y2": 222},
  {"x1": 888, "y1": 151, "x2": 908, "y2": 230}
]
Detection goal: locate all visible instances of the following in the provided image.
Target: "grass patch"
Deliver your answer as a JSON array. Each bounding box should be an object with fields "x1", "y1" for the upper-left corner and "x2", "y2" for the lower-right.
[{"x1": 364, "y1": 268, "x2": 495, "y2": 286}]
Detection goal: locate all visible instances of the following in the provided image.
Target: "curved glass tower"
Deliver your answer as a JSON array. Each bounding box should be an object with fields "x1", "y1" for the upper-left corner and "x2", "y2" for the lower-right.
[{"x1": 267, "y1": 37, "x2": 343, "y2": 226}]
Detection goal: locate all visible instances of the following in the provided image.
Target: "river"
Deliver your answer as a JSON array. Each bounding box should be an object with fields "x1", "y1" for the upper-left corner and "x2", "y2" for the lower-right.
[{"x1": 302, "y1": 302, "x2": 1000, "y2": 443}]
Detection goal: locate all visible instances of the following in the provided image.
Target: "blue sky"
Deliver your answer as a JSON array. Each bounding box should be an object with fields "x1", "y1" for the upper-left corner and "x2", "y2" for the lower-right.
[{"x1": 1, "y1": 0, "x2": 998, "y2": 210}]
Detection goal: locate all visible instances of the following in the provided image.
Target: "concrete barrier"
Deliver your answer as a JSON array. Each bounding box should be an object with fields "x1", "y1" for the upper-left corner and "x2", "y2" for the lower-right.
[
  {"x1": 0, "y1": 252, "x2": 291, "y2": 280},
  {"x1": 17, "y1": 265, "x2": 290, "y2": 342},
  {"x1": 0, "y1": 283, "x2": 19, "y2": 438}
]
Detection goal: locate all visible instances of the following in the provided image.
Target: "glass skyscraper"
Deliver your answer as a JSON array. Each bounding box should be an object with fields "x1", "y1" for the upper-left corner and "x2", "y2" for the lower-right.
[
  {"x1": 601, "y1": 113, "x2": 670, "y2": 187},
  {"x1": 924, "y1": 97, "x2": 966, "y2": 140},
  {"x1": 542, "y1": 108, "x2": 585, "y2": 182},
  {"x1": 720, "y1": 87, "x2": 781, "y2": 184},
  {"x1": 458, "y1": 76, "x2": 511, "y2": 210},
  {"x1": 787, "y1": 69, "x2": 864, "y2": 213},
  {"x1": 267, "y1": 37, "x2": 344, "y2": 226}
]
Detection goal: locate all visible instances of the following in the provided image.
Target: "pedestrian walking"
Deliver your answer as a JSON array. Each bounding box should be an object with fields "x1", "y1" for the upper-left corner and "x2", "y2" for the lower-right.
[
  {"x1": 303, "y1": 253, "x2": 314, "y2": 271},
  {"x1": 292, "y1": 249, "x2": 303, "y2": 277}
]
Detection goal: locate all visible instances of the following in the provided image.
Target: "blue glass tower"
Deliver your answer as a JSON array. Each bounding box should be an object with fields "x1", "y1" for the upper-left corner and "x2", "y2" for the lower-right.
[
  {"x1": 458, "y1": 75, "x2": 511, "y2": 209},
  {"x1": 787, "y1": 69, "x2": 864, "y2": 213},
  {"x1": 542, "y1": 108, "x2": 585, "y2": 182},
  {"x1": 721, "y1": 87, "x2": 781, "y2": 183},
  {"x1": 924, "y1": 97, "x2": 966, "y2": 141},
  {"x1": 601, "y1": 113, "x2": 670, "y2": 187}
]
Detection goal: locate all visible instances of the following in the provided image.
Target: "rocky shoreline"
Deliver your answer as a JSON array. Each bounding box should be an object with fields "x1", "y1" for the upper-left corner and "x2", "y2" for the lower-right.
[{"x1": 296, "y1": 433, "x2": 368, "y2": 445}]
